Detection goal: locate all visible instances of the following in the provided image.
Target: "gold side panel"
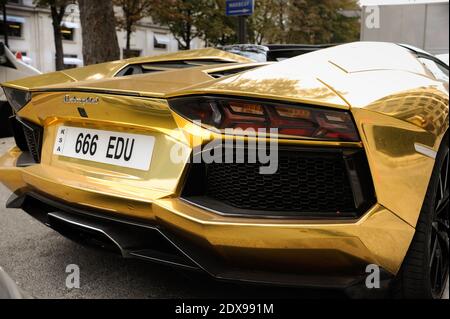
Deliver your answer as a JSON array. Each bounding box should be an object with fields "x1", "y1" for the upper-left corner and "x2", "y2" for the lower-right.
[{"x1": 353, "y1": 108, "x2": 439, "y2": 227}]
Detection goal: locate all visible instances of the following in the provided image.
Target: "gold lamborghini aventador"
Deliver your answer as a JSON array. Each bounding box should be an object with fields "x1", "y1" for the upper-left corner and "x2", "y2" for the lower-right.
[{"x1": 0, "y1": 42, "x2": 448, "y2": 298}]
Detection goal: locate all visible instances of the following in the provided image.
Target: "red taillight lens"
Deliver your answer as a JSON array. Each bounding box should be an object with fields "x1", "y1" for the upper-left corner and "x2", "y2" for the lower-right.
[{"x1": 169, "y1": 97, "x2": 359, "y2": 142}]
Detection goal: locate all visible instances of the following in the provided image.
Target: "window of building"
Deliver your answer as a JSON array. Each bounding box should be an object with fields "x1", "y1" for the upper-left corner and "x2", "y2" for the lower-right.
[
  {"x1": 60, "y1": 21, "x2": 79, "y2": 41},
  {"x1": 123, "y1": 49, "x2": 141, "y2": 59},
  {"x1": 154, "y1": 33, "x2": 169, "y2": 50},
  {"x1": 64, "y1": 54, "x2": 82, "y2": 69},
  {"x1": 61, "y1": 26, "x2": 75, "y2": 41},
  {"x1": 0, "y1": 16, "x2": 24, "y2": 38}
]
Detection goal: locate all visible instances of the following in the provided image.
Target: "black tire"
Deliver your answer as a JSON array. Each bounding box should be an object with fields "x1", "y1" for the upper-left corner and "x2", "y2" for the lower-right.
[
  {"x1": 392, "y1": 133, "x2": 449, "y2": 299},
  {"x1": 0, "y1": 102, "x2": 13, "y2": 138}
]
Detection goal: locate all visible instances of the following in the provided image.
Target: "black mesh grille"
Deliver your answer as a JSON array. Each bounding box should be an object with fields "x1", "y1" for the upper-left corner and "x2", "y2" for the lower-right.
[
  {"x1": 182, "y1": 148, "x2": 375, "y2": 218},
  {"x1": 11, "y1": 117, "x2": 43, "y2": 164},
  {"x1": 22, "y1": 125, "x2": 41, "y2": 163},
  {"x1": 205, "y1": 152, "x2": 354, "y2": 213}
]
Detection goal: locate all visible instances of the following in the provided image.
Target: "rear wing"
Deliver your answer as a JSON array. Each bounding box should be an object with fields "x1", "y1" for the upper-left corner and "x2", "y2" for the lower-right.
[{"x1": 2, "y1": 48, "x2": 253, "y2": 91}]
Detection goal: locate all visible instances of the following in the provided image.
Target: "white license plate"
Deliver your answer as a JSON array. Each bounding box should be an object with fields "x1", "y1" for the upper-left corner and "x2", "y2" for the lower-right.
[{"x1": 53, "y1": 126, "x2": 155, "y2": 171}]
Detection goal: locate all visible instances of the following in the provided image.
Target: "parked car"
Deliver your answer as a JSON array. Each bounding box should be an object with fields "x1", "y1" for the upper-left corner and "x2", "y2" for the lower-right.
[
  {"x1": 0, "y1": 42, "x2": 41, "y2": 137},
  {"x1": 0, "y1": 42, "x2": 448, "y2": 298},
  {"x1": 221, "y1": 43, "x2": 336, "y2": 62},
  {"x1": 437, "y1": 53, "x2": 449, "y2": 66}
]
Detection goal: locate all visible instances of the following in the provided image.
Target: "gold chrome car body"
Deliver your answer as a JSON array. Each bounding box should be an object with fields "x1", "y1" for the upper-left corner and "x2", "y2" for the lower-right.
[{"x1": 0, "y1": 43, "x2": 448, "y2": 286}]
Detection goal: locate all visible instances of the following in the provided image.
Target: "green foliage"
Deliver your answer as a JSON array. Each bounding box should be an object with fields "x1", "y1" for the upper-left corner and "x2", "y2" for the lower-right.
[
  {"x1": 113, "y1": 0, "x2": 153, "y2": 32},
  {"x1": 151, "y1": 0, "x2": 359, "y2": 48},
  {"x1": 151, "y1": 0, "x2": 212, "y2": 50},
  {"x1": 247, "y1": 0, "x2": 287, "y2": 44},
  {"x1": 286, "y1": 0, "x2": 360, "y2": 44},
  {"x1": 196, "y1": 0, "x2": 237, "y2": 47},
  {"x1": 113, "y1": 0, "x2": 154, "y2": 50}
]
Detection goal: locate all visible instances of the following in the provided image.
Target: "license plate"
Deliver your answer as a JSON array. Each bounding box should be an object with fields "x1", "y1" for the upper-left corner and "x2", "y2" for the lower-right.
[{"x1": 53, "y1": 126, "x2": 155, "y2": 171}]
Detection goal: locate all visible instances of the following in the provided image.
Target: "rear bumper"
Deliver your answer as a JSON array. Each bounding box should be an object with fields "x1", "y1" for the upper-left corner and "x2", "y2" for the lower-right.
[
  {"x1": 0, "y1": 146, "x2": 416, "y2": 289},
  {"x1": 8, "y1": 191, "x2": 399, "y2": 289}
]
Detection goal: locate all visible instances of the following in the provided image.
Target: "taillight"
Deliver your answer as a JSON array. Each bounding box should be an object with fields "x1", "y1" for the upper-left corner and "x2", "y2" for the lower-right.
[{"x1": 169, "y1": 97, "x2": 359, "y2": 142}]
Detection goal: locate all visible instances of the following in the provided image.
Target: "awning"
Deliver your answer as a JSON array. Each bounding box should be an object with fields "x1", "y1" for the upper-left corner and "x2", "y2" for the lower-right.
[
  {"x1": 0, "y1": 15, "x2": 26, "y2": 24},
  {"x1": 154, "y1": 33, "x2": 170, "y2": 45},
  {"x1": 64, "y1": 57, "x2": 83, "y2": 66},
  {"x1": 61, "y1": 21, "x2": 80, "y2": 29}
]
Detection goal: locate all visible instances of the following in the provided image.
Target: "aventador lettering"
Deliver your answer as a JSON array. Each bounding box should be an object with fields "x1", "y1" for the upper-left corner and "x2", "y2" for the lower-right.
[{"x1": 64, "y1": 95, "x2": 99, "y2": 105}]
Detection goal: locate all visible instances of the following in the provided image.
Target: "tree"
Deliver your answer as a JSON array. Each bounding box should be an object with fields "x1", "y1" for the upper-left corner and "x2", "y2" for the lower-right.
[
  {"x1": 113, "y1": 0, "x2": 153, "y2": 55},
  {"x1": 286, "y1": 0, "x2": 360, "y2": 44},
  {"x1": 78, "y1": 0, "x2": 120, "y2": 65},
  {"x1": 196, "y1": 0, "x2": 236, "y2": 47},
  {"x1": 247, "y1": 0, "x2": 287, "y2": 44},
  {"x1": 197, "y1": 0, "x2": 288, "y2": 47},
  {"x1": 34, "y1": 0, "x2": 71, "y2": 71},
  {"x1": 152, "y1": 0, "x2": 210, "y2": 50}
]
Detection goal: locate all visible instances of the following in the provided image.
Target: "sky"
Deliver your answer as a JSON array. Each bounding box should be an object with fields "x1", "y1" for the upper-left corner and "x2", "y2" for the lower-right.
[{"x1": 359, "y1": 0, "x2": 448, "y2": 5}]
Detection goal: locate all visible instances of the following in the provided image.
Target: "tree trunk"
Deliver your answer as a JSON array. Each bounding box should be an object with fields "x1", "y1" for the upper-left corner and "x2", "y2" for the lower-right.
[
  {"x1": 50, "y1": 6, "x2": 64, "y2": 71},
  {"x1": 78, "y1": 0, "x2": 120, "y2": 65},
  {"x1": 185, "y1": 22, "x2": 191, "y2": 50},
  {"x1": 2, "y1": 4, "x2": 8, "y2": 47},
  {"x1": 126, "y1": 24, "x2": 132, "y2": 51}
]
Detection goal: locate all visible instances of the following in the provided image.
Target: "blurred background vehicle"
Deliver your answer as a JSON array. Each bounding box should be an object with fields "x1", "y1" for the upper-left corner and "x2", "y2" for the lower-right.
[
  {"x1": 0, "y1": 42, "x2": 41, "y2": 138},
  {"x1": 437, "y1": 53, "x2": 449, "y2": 66},
  {"x1": 220, "y1": 44, "x2": 336, "y2": 62},
  {"x1": 0, "y1": 267, "x2": 25, "y2": 299}
]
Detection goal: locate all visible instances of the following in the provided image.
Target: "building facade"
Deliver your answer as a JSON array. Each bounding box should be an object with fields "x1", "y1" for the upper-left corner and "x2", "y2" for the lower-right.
[
  {"x1": 1, "y1": 0, "x2": 204, "y2": 73},
  {"x1": 360, "y1": 1, "x2": 449, "y2": 55}
]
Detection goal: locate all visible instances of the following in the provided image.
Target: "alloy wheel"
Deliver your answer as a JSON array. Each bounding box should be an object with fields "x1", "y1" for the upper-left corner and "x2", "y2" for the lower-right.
[{"x1": 430, "y1": 144, "x2": 449, "y2": 298}]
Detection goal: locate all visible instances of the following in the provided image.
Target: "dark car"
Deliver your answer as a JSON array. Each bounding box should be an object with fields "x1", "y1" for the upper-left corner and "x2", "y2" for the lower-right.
[{"x1": 221, "y1": 43, "x2": 336, "y2": 62}]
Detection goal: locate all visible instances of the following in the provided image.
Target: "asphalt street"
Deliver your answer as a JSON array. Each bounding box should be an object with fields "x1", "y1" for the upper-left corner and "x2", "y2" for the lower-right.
[{"x1": 0, "y1": 137, "x2": 448, "y2": 299}]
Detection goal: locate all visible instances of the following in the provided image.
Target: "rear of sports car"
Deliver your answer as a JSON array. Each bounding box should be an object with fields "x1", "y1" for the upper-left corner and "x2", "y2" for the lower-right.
[{"x1": 0, "y1": 43, "x2": 448, "y2": 297}]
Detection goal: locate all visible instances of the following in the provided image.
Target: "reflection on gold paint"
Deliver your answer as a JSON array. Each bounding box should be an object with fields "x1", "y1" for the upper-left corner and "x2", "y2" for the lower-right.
[
  {"x1": 211, "y1": 77, "x2": 337, "y2": 101},
  {"x1": 371, "y1": 126, "x2": 436, "y2": 157},
  {"x1": 352, "y1": 108, "x2": 438, "y2": 227},
  {"x1": 366, "y1": 87, "x2": 449, "y2": 136}
]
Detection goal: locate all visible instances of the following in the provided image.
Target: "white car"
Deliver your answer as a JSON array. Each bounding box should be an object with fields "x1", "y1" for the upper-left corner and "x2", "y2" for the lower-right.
[
  {"x1": 436, "y1": 53, "x2": 449, "y2": 66},
  {"x1": 0, "y1": 42, "x2": 41, "y2": 137}
]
